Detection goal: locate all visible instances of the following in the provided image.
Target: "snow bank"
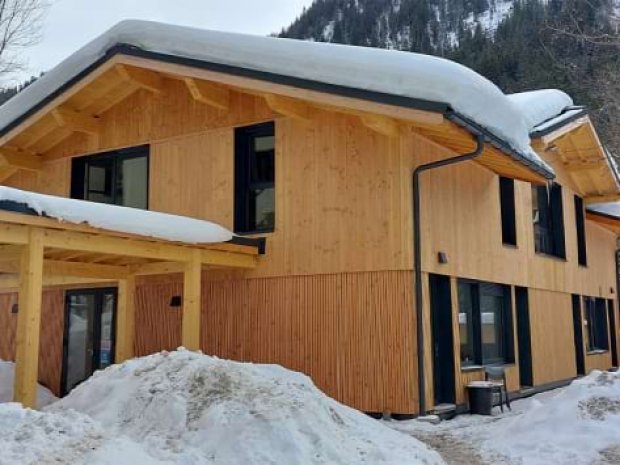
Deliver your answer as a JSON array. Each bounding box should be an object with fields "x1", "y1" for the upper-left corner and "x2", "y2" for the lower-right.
[
  {"x1": 50, "y1": 349, "x2": 444, "y2": 465},
  {"x1": 0, "y1": 186, "x2": 233, "y2": 244},
  {"x1": 484, "y1": 370, "x2": 620, "y2": 464},
  {"x1": 507, "y1": 89, "x2": 574, "y2": 130},
  {"x1": 0, "y1": 20, "x2": 551, "y2": 175},
  {"x1": 0, "y1": 360, "x2": 57, "y2": 408}
]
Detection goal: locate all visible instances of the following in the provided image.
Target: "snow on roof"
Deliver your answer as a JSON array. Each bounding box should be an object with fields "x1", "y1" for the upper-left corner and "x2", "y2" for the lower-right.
[
  {"x1": 507, "y1": 89, "x2": 574, "y2": 131},
  {"x1": 0, "y1": 20, "x2": 552, "y2": 176},
  {"x1": 0, "y1": 186, "x2": 233, "y2": 244},
  {"x1": 530, "y1": 107, "x2": 586, "y2": 136},
  {"x1": 587, "y1": 202, "x2": 620, "y2": 220}
]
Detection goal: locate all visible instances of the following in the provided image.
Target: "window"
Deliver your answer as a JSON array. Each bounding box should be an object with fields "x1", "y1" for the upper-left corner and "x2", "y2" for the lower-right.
[
  {"x1": 71, "y1": 146, "x2": 149, "y2": 209},
  {"x1": 574, "y1": 195, "x2": 587, "y2": 266},
  {"x1": 532, "y1": 182, "x2": 565, "y2": 258},
  {"x1": 458, "y1": 280, "x2": 514, "y2": 366},
  {"x1": 499, "y1": 177, "x2": 517, "y2": 246},
  {"x1": 584, "y1": 297, "x2": 609, "y2": 352},
  {"x1": 235, "y1": 122, "x2": 275, "y2": 233}
]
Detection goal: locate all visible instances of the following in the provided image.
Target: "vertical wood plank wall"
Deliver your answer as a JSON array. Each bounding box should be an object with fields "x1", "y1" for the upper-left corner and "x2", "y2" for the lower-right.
[{"x1": 0, "y1": 80, "x2": 618, "y2": 413}]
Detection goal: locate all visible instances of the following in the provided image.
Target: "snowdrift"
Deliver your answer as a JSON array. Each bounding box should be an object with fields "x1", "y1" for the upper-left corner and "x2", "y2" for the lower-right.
[
  {"x1": 42, "y1": 349, "x2": 443, "y2": 465},
  {"x1": 0, "y1": 360, "x2": 57, "y2": 408},
  {"x1": 484, "y1": 370, "x2": 620, "y2": 464}
]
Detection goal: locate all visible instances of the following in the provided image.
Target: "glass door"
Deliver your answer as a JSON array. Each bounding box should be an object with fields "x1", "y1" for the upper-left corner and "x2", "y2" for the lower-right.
[{"x1": 62, "y1": 288, "x2": 117, "y2": 395}]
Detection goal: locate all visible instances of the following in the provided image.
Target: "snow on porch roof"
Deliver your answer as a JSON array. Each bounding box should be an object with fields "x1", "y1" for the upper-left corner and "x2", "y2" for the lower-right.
[
  {"x1": 0, "y1": 186, "x2": 233, "y2": 244},
  {"x1": 0, "y1": 20, "x2": 554, "y2": 178}
]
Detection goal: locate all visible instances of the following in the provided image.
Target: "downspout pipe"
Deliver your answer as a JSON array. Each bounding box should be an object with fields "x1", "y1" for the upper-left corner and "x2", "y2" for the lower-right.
[{"x1": 413, "y1": 133, "x2": 485, "y2": 416}]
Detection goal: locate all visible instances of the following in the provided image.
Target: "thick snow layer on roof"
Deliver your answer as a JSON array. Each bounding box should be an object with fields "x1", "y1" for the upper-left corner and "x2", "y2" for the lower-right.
[
  {"x1": 588, "y1": 202, "x2": 620, "y2": 219},
  {"x1": 507, "y1": 89, "x2": 574, "y2": 131},
  {"x1": 0, "y1": 20, "x2": 551, "y2": 175},
  {"x1": 0, "y1": 186, "x2": 233, "y2": 244},
  {"x1": 531, "y1": 107, "x2": 585, "y2": 135},
  {"x1": 42, "y1": 349, "x2": 444, "y2": 465}
]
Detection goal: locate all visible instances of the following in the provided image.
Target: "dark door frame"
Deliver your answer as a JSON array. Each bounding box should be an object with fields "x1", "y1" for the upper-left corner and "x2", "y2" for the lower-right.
[
  {"x1": 571, "y1": 294, "x2": 586, "y2": 376},
  {"x1": 515, "y1": 287, "x2": 533, "y2": 387},
  {"x1": 429, "y1": 274, "x2": 456, "y2": 406},
  {"x1": 61, "y1": 287, "x2": 118, "y2": 396},
  {"x1": 608, "y1": 299, "x2": 618, "y2": 367}
]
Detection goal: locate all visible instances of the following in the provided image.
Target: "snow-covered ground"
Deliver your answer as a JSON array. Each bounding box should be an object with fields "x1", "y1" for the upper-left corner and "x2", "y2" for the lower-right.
[
  {"x1": 0, "y1": 360, "x2": 57, "y2": 408},
  {"x1": 388, "y1": 370, "x2": 620, "y2": 465},
  {"x1": 0, "y1": 350, "x2": 444, "y2": 465}
]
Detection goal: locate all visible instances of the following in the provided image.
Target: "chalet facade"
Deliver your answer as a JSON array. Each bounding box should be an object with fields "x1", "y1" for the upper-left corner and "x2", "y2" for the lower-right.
[{"x1": 0, "y1": 21, "x2": 618, "y2": 416}]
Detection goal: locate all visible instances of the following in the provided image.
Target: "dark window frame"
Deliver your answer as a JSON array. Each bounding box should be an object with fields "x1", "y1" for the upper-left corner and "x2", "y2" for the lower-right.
[
  {"x1": 574, "y1": 195, "x2": 588, "y2": 266},
  {"x1": 532, "y1": 182, "x2": 565, "y2": 259},
  {"x1": 458, "y1": 279, "x2": 514, "y2": 367},
  {"x1": 234, "y1": 121, "x2": 276, "y2": 234},
  {"x1": 584, "y1": 296, "x2": 609, "y2": 352},
  {"x1": 499, "y1": 177, "x2": 517, "y2": 246},
  {"x1": 70, "y1": 145, "x2": 150, "y2": 209}
]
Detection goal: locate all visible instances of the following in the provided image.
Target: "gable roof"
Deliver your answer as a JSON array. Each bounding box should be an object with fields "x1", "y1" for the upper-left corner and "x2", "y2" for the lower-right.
[{"x1": 0, "y1": 20, "x2": 554, "y2": 179}]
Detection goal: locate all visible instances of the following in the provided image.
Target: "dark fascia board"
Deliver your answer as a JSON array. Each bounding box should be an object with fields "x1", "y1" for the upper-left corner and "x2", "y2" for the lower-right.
[
  {"x1": 529, "y1": 107, "x2": 588, "y2": 139},
  {"x1": 0, "y1": 42, "x2": 553, "y2": 181},
  {"x1": 447, "y1": 111, "x2": 555, "y2": 180}
]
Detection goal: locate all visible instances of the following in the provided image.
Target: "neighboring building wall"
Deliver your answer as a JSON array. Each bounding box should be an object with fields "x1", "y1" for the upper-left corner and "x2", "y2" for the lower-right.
[{"x1": 1, "y1": 79, "x2": 617, "y2": 413}]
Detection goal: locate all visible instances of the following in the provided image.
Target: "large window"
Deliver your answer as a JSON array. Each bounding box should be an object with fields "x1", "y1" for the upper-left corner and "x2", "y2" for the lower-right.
[
  {"x1": 532, "y1": 182, "x2": 565, "y2": 258},
  {"x1": 574, "y1": 195, "x2": 587, "y2": 266},
  {"x1": 458, "y1": 280, "x2": 514, "y2": 367},
  {"x1": 584, "y1": 297, "x2": 609, "y2": 352},
  {"x1": 499, "y1": 177, "x2": 517, "y2": 246},
  {"x1": 235, "y1": 122, "x2": 275, "y2": 234},
  {"x1": 71, "y1": 146, "x2": 149, "y2": 209}
]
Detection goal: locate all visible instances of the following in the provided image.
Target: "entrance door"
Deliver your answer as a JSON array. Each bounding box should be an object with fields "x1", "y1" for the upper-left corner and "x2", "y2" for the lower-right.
[
  {"x1": 572, "y1": 295, "x2": 586, "y2": 376},
  {"x1": 608, "y1": 299, "x2": 618, "y2": 367},
  {"x1": 515, "y1": 287, "x2": 533, "y2": 387},
  {"x1": 62, "y1": 288, "x2": 117, "y2": 395},
  {"x1": 430, "y1": 274, "x2": 456, "y2": 406}
]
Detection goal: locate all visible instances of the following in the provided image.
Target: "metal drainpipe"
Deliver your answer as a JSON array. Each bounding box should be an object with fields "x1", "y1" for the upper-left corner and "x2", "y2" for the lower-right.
[{"x1": 413, "y1": 134, "x2": 485, "y2": 416}]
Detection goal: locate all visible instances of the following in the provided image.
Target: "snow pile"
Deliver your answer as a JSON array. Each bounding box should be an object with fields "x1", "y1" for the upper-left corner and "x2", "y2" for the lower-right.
[
  {"x1": 0, "y1": 360, "x2": 57, "y2": 408},
  {"x1": 484, "y1": 370, "x2": 620, "y2": 464},
  {"x1": 507, "y1": 89, "x2": 574, "y2": 130},
  {"x1": 46, "y1": 349, "x2": 443, "y2": 465},
  {"x1": 0, "y1": 20, "x2": 552, "y2": 175},
  {"x1": 0, "y1": 186, "x2": 233, "y2": 244}
]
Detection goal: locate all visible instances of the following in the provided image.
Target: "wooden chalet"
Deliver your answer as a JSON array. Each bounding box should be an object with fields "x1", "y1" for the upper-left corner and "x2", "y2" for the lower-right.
[{"x1": 0, "y1": 20, "x2": 618, "y2": 416}]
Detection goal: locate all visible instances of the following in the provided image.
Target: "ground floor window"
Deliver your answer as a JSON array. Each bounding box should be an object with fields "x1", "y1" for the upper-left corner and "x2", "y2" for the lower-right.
[
  {"x1": 583, "y1": 296, "x2": 609, "y2": 352},
  {"x1": 458, "y1": 280, "x2": 514, "y2": 366}
]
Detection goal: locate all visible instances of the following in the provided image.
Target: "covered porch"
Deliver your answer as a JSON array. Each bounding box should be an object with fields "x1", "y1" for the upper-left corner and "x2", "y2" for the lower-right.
[{"x1": 0, "y1": 188, "x2": 259, "y2": 408}]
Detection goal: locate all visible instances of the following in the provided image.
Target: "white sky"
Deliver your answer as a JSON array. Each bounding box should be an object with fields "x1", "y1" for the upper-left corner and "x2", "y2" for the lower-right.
[{"x1": 11, "y1": 0, "x2": 314, "y2": 83}]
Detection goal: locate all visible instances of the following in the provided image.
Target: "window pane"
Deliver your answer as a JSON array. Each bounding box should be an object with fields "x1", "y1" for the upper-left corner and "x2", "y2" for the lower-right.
[
  {"x1": 250, "y1": 187, "x2": 275, "y2": 231},
  {"x1": 65, "y1": 294, "x2": 96, "y2": 393},
  {"x1": 98, "y1": 293, "x2": 115, "y2": 369},
  {"x1": 118, "y1": 156, "x2": 148, "y2": 209},
  {"x1": 251, "y1": 136, "x2": 275, "y2": 184},
  {"x1": 86, "y1": 162, "x2": 114, "y2": 204},
  {"x1": 480, "y1": 294, "x2": 505, "y2": 364},
  {"x1": 458, "y1": 283, "x2": 476, "y2": 366}
]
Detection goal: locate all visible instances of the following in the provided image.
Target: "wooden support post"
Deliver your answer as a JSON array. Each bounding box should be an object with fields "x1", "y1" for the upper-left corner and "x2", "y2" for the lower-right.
[
  {"x1": 116, "y1": 275, "x2": 136, "y2": 362},
  {"x1": 182, "y1": 251, "x2": 202, "y2": 351},
  {"x1": 13, "y1": 229, "x2": 44, "y2": 408}
]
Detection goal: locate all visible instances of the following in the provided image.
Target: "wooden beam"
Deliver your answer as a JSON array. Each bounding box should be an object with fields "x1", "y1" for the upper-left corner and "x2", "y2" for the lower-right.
[
  {"x1": 201, "y1": 249, "x2": 258, "y2": 269},
  {"x1": 585, "y1": 194, "x2": 620, "y2": 205},
  {"x1": 540, "y1": 117, "x2": 589, "y2": 145},
  {"x1": 182, "y1": 250, "x2": 202, "y2": 351},
  {"x1": 184, "y1": 78, "x2": 230, "y2": 110},
  {"x1": 13, "y1": 229, "x2": 44, "y2": 408},
  {"x1": 131, "y1": 261, "x2": 184, "y2": 275},
  {"x1": 264, "y1": 94, "x2": 311, "y2": 121},
  {"x1": 359, "y1": 114, "x2": 402, "y2": 137},
  {"x1": 116, "y1": 275, "x2": 136, "y2": 362},
  {"x1": 0, "y1": 165, "x2": 18, "y2": 182},
  {"x1": 52, "y1": 108, "x2": 100, "y2": 135},
  {"x1": 0, "y1": 275, "x2": 113, "y2": 290},
  {"x1": 564, "y1": 160, "x2": 605, "y2": 173},
  {"x1": 0, "y1": 148, "x2": 43, "y2": 172},
  {"x1": 117, "y1": 65, "x2": 164, "y2": 94},
  {"x1": 45, "y1": 260, "x2": 129, "y2": 279},
  {"x1": 0, "y1": 244, "x2": 25, "y2": 261}
]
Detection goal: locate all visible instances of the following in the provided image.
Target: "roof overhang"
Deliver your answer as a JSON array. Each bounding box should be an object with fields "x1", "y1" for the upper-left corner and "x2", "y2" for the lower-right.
[
  {"x1": 0, "y1": 45, "x2": 553, "y2": 185},
  {"x1": 586, "y1": 210, "x2": 620, "y2": 236}
]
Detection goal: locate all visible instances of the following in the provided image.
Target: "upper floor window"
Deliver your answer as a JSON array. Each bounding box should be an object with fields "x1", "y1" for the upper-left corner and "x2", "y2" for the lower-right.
[
  {"x1": 583, "y1": 296, "x2": 609, "y2": 352},
  {"x1": 234, "y1": 122, "x2": 275, "y2": 234},
  {"x1": 574, "y1": 195, "x2": 587, "y2": 266},
  {"x1": 70, "y1": 146, "x2": 149, "y2": 209},
  {"x1": 458, "y1": 280, "x2": 514, "y2": 367},
  {"x1": 532, "y1": 182, "x2": 565, "y2": 258},
  {"x1": 499, "y1": 177, "x2": 517, "y2": 246}
]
